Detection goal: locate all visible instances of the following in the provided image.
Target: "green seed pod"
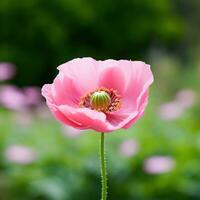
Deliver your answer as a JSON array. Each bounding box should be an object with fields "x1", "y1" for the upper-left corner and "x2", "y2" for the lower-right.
[{"x1": 90, "y1": 91, "x2": 111, "y2": 111}]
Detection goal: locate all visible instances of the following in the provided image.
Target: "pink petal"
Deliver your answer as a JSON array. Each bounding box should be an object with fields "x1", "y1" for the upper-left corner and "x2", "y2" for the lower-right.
[
  {"x1": 59, "y1": 105, "x2": 138, "y2": 132},
  {"x1": 58, "y1": 57, "x2": 99, "y2": 92},
  {"x1": 59, "y1": 105, "x2": 107, "y2": 131},
  {"x1": 42, "y1": 84, "x2": 85, "y2": 128},
  {"x1": 98, "y1": 60, "x2": 133, "y2": 95},
  {"x1": 98, "y1": 67, "x2": 126, "y2": 95},
  {"x1": 52, "y1": 105, "x2": 85, "y2": 129},
  {"x1": 122, "y1": 62, "x2": 153, "y2": 111},
  {"x1": 42, "y1": 73, "x2": 83, "y2": 107},
  {"x1": 41, "y1": 84, "x2": 54, "y2": 104},
  {"x1": 122, "y1": 90, "x2": 148, "y2": 129},
  {"x1": 106, "y1": 110, "x2": 138, "y2": 129}
]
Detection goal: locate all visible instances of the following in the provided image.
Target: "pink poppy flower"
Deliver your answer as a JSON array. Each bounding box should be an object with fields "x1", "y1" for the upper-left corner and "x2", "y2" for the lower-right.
[
  {"x1": 175, "y1": 89, "x2": 197, "y2": 108},
  {"x1": 158, "y1": 101, "x2": 184, "y2": 120},
  {"x1": 0, "y1": 85, "x2": 27, "y2": 111},
  {"x1": 23, "y1": 86, "x2": 42, "y2": 106},
  {"x1": 0, "y1": 85, "x2": 43, "y2": 111},
  {"x1": 5, "y1": 145, "x2": 36, "y2": 164},
  {"x1": 119, "y1": 139, "x2": 139, "y2": 157},
  {"x1": 35, "y1": 104, "x2": 52, "y2": 119},
  {"x1": 42, "y1": 58, "x2": 153, "y2": 132},
  {"x1": 143, "y1": 156, "x2": 175, "y2": 174},
  {"x1": 158, "y1": 88, "x2": 197, "y2": 121},
  {"x1": 0, "y1": 62, "x2": 16, "y2": 81}
]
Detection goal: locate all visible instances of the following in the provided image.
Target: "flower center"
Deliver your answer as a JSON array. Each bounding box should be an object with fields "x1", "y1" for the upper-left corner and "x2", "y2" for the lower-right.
[
  {"x1": 90, "y1": 91, "x2": 111, "y2": 112},
  {"x1": 79, "y1": 88, "x2": 121, "y2": 113}
]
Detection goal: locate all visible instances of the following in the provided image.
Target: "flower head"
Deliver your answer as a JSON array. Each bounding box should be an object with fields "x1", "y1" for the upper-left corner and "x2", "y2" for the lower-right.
[{"x1": 42, "y1": 58, "x2": 153, "y2": 132}]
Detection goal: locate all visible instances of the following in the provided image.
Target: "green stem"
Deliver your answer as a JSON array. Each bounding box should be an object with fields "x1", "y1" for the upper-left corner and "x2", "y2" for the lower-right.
[{"x1": 100, "y1": 132, "x2": 107, "y2": 200}]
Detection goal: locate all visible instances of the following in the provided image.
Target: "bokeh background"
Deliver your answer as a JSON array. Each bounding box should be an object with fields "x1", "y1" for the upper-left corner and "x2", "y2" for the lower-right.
[{"x1": 0, "y1": 0, "x2": 200, "y2": 199}]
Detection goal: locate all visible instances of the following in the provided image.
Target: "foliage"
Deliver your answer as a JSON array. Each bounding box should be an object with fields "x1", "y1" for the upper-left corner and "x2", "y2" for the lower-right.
[
  {"x1": 0, "y1": 0, "x2": 183, "y2": 86},
  {"x1": 0, "y1": 65, "x2": 199, "y2": 199},
  {"x1": 0, "y1": 1, "x2": 200, "y2": 199}
]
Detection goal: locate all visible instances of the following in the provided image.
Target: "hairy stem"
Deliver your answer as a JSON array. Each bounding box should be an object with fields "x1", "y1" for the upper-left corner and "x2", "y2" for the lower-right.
[{"x1": 100, "y1": 132, "x2": 107, "y2": 200}]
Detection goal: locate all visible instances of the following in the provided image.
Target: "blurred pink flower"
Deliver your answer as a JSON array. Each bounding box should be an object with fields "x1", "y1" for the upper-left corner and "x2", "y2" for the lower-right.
[
  {"x1": 0, "y1": 85, "x2": 42, "y2": 111},
  {"x1": 158, "y1": 102, "x2": 184, "y2": 120},
  {"x1": 5, "y1": 145, "x2": 36, "y2": 164},
  {"x1": 42, "y1": 58, "x2": 153, "y2": 132},
  {"x1": 61, "y1": 125, "x2": 82, "y2": 138},
  {"x1": 175, "y1": 89, "x2": 197, "y2": 108},
  {"x1": 158, "y1": 88, "x2": 197, "y2": 121},
  {"x1": 35, "y1": 104, "x2": 52, "y2": 119},
  {"x1": 0, "y1": 62, "x2": 16, "y2": 81},
  {"x1": 23, "y1": 86, "x2": 42, "y2": 106},
  {"x1": 143, "y1": 156, "x2": 175, "y2": 174},
  {"x1": 12, "y1": 112, "x2": 33, "y2": 126},
  {"x1": 119, "y1": 139, "x2": 139, "y2": 157},
  {"x1": 0, "y1": 85, "x2": 27, "y2": 111}
]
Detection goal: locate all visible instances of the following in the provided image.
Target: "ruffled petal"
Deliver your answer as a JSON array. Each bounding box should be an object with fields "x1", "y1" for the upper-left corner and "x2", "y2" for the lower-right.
[
  {"x1": 105, "y1": 61, "x2": 153, "y2": 129},
  {"x1": 106, "y1": 110, "x2": 138, "y2": 129},
  {"x1": 58, "y1": 105, "x2": 109, "y2": 132},
  {"x1": 98, "y1": 60, "x2": 132, "y2": 95},
  {"x1": 51, "y1": 72, "x2": 84, "y2": 107},
  {"x1": 41, "y1": 84, "x2": 54, "y2": 104},
  {"x1": 42, "y1": 84, "x2": 85, "y2": 128},
  {"x1": 49, "y1": 104, "x2": 85, "y2": 129},
  {"x1": 58, "y1": 57, "x2": 99, "y2": 92},
  {"x1": 59, "y1": 105, "x2": 138, "y2": 132},
  {"x1": 42, "y1": 71, "x2": 85, "y2": 108},
  {"x1": 122, "y1": 91, "x2": 149, "y2": 129},
  {"x1": 122, "y1": 61, "x2": 153, "y2": 112}
]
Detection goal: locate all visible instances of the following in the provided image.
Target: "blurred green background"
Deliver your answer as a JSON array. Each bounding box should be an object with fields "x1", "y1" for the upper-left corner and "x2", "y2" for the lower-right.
[{"x1": 0, "y1": 0, "x2": 200, "y2": 199}]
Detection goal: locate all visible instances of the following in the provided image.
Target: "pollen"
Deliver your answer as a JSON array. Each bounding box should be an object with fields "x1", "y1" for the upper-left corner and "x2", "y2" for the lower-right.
[{"x1": 79, "y1": 88, "x2": 121, "y2": 113}]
